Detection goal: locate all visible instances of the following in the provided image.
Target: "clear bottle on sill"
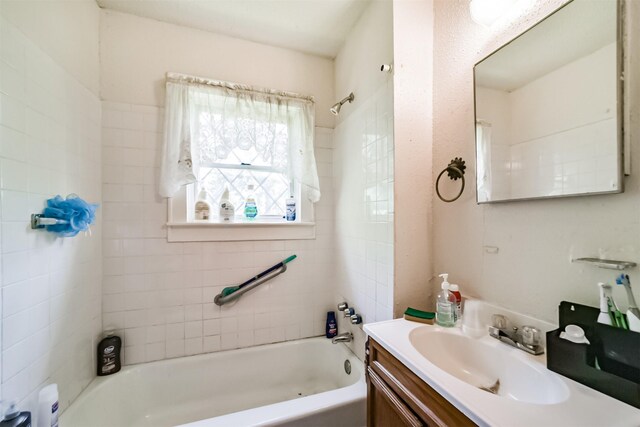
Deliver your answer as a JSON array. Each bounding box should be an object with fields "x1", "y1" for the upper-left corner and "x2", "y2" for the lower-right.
[{"x1": 244, "y1": 184, "x2": 258, "y2": 220}]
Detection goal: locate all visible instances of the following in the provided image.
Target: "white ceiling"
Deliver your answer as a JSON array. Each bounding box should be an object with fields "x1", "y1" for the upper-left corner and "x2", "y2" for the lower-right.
[
  {"x1": 475, "y1": 0, "x2": 617, "y2": 92},
  {"x1": 95, "y1": 0, "x2": 372, "y2": 58}
]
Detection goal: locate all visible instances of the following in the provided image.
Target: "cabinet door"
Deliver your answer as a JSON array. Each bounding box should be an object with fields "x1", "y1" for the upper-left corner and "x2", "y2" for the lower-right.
[
  {"x1": 367, "y1": 338, "x2": 476, "y2": 427},
  {"x1": 367, "y1": 367, "x2": 424, "y2": 427}
]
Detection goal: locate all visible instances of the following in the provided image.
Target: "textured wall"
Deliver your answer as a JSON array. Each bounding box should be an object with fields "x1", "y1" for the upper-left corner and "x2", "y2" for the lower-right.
[
  {"x1": 392, "y1": 0, "x2": 435, "y2": 317},
  {"x1": 100, "y1": 10, "x2": 336, "y2": 128},
  {"x1": 432, "y1": 0, "x2": 640, "y2": 322}
]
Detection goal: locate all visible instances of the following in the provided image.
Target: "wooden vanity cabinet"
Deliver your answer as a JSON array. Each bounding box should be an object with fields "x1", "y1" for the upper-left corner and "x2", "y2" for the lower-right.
[{"x1": 366, "y1": 338, "x2": 476, "y2": 427}]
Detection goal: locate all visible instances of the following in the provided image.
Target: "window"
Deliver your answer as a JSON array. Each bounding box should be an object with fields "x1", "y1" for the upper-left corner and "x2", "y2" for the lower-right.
[
  {"x1": 159, "y1": 73, "x2": 320, "y2": 241},
  {"x1": 195, "y1": 107, "x2": 296, "y2": 220}
]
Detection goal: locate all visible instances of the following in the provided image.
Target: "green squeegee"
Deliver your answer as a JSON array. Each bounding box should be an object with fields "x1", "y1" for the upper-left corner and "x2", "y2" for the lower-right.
[{"x1": 220, "y1": 255, "x2": 297, "y2": 297}]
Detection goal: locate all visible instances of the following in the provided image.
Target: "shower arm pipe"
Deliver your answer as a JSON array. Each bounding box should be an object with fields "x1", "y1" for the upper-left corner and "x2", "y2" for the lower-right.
[
  {"x1": 214, "y1": 264, "x2": 287, "y2": 306},
  {"x1": 330, "y1": 92, "x2": 355, "y2": 115}
]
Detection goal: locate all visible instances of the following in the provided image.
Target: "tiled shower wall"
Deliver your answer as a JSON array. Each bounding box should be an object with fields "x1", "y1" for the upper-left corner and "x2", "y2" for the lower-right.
[
  {"x1": 332, "y1": 0, "x2": 394, "y2": 359},
  {"x1": 334, "y1": 81, "x2": 394, "y2": 329},
  {"x1": 101, "y1": 101, "x2": 335, "y2": 364},
  {"x1": 0, "y1": 16, "x2": 102, "y2": 411}
]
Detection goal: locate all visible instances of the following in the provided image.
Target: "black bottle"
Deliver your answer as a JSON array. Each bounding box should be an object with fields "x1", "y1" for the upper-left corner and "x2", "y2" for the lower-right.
[
  {"x1": 97, "y1": 334, "x2": 122, "y2": 376},
  {"x1": 0, "y1": 402, "x2": 31, "y2": 427},
  {"x1": 326, "y1": 311, "x2": 337, "y2": 338}
]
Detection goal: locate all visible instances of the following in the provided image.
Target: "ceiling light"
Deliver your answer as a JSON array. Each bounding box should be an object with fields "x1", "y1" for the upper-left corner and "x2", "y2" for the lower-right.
[{"x1": 470, "y1": 0, "x2": 517, "y2": 27}]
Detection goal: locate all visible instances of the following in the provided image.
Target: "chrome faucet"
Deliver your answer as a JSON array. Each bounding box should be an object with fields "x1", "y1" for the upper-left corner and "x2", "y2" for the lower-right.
[
  {"x1": 488, "y1": 314, "x2": 544, "y2": 355},
  {"x1": 332, "y1": 332, "x2": 353, "y2": 344}
]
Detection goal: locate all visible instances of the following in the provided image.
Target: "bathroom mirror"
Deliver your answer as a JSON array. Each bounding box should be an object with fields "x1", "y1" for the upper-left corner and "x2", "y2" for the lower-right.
[{"x1": 474, "y1": 0, "x2": 623, "y2": 203}]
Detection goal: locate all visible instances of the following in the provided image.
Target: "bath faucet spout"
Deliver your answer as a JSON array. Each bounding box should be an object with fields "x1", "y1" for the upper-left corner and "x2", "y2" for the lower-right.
[{"x1": 332, "y1": 332, "x2": 353, "y2": 344}]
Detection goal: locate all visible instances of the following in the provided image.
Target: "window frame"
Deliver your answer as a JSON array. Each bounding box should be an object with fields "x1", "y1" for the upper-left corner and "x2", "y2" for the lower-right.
[
  {"x1": 196, "y1": 161, "x2": 298, "y2": 221},
  {"x1": 163, "y1": 76, "x2": 317, "y2": 242}
]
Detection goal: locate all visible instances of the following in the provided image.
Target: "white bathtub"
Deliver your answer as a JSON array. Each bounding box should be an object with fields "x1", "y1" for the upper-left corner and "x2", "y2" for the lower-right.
[{"x1": 61, "y1": 337, "x2": 366, "y2": 427}]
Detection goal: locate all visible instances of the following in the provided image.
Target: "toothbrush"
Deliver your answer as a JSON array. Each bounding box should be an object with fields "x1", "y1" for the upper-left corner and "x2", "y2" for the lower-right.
[
  {"x1": 607, "y1": 295, "x2": 628, "y2": 330},
  {"x1": 616, "y1": 274, "x2": 639, "y2": 318},
  {"x1": 616, "y1": 274, "x2": 640, "y2": 332}
]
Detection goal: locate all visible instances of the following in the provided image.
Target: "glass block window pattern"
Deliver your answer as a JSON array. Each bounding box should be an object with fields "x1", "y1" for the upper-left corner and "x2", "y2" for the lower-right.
[{"x1": 195, "y1": 110, "x2": 291, "y2": 218}]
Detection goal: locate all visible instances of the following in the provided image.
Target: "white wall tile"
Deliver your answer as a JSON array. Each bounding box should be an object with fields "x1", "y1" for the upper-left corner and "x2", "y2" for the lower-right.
[
  {"x1": 333, "y1": 80, "x2": 394, "y2": 357},
  {"x1": 101, "y1": 102, "x2": 335, "y2": 363}
]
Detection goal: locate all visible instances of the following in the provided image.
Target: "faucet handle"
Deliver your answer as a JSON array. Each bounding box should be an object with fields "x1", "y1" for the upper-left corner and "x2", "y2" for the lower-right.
[
  {"x1": 344, "y1": 307, "x2": 356, "y2": 317},
  {"x1": 520, "y1": 326, "x2": 542, "y2": 347},
  {"x1": 492, "y1": 314, "x2": 508, "y2": 329},
  {"x1": 337, "y1": 302, "x2": 349, "y2": 311}
]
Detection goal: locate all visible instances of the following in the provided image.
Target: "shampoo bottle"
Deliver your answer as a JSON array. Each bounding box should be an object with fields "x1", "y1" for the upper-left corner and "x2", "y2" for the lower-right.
[
  {"x1": 97, "y1": 333, "x2": 122, "y2": 376},
  {"x1": 36, "y1": 385, "x2": 58, "y2": 427},
  {"x1": 326, "y1": 311, "x2": 337, "y2": 338},
  {"x1": 195, "y1": 188, "x2": 211, "y2": 221},
  {"x1": 285, "y1": 197, "x2": 296, "y2": 221},
  {"x1": 285, "y1": 183, "x2": 296, "y2": 221},
  {"x1": 436, "y1": 274, "x2": 456, "y2": 327}
]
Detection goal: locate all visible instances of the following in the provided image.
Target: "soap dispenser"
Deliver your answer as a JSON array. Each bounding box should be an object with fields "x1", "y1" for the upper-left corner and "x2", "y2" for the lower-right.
[{"x1": 436, "y1": 274, "x2": 456, "y2": 327}]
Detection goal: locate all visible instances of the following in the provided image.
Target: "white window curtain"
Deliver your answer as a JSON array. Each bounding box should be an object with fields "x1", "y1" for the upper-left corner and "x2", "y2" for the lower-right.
[
  {"x1": 159, "y1": 73, "x2": 321, "y2": 203},
  {"x1": 476, "y1": 120, "x2": 492, "y2": 202}
]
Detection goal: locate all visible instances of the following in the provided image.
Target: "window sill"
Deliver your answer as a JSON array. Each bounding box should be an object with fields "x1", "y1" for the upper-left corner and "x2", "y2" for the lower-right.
[{"x1": 166, "y1": 221, "x2": 316, "y2": 242}]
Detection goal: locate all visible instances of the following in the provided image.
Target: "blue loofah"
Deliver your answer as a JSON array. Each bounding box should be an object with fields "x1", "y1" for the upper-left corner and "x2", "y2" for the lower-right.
[{"x1": 42, "y1": 195, "x2": 98, "y2": 237}]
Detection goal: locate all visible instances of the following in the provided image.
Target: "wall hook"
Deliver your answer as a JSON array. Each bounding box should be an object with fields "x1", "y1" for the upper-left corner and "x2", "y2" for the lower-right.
[{"x1": 31, "y1": 214, "x2": 69, "y2": 229}]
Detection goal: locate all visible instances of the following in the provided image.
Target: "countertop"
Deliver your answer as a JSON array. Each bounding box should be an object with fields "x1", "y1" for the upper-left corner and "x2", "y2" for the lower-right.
[{"x1": 364, "y1": 319, "x2": 640, "y2": 427}]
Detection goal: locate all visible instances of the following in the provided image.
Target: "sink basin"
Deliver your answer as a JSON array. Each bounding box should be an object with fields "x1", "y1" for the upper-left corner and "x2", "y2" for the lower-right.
[{"x1": 409, "y1": 327, "x2": 569, "y2": 405}]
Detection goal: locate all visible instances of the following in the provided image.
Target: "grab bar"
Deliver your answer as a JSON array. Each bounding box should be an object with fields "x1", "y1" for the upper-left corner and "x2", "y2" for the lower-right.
[{"x1": 214, "y1": 255, "x2": 296, "y2": 306}]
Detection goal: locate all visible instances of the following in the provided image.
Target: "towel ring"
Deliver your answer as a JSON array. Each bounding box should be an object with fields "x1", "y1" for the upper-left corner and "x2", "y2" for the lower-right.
[{"x1": 436, "y1": 157, "x2": 466, "y2": 203}]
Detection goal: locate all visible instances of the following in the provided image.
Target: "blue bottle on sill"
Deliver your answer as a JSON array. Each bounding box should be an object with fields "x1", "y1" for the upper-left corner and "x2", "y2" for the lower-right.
[
  {"x1": 326, "y1": 311, "x2": 337, "y2": 338},
  {"x1": 244, "y1": 184, "x2": 258, "y2": 220}
]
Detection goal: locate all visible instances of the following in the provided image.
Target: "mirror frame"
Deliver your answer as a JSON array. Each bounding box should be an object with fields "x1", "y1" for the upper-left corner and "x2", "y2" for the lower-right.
[{"x1": 472, "y1": 0, "x2": 625, "y2": 204}]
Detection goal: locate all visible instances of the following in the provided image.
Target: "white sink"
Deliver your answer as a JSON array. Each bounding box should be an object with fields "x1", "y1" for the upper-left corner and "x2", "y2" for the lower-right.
[{"x1": 409, "y1": 327, "x2": 569, "y2": 405}]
